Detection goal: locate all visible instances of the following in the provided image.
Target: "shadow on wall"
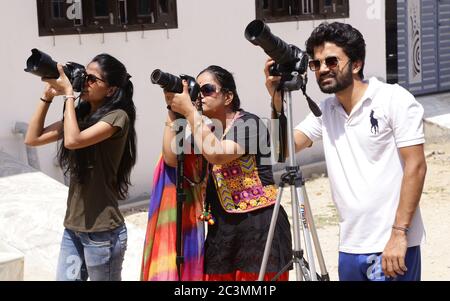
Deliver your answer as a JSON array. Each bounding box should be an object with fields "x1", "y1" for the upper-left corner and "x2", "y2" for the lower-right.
[{"x1": 0, "y1": 151, "x2": 37, "y2": 178}]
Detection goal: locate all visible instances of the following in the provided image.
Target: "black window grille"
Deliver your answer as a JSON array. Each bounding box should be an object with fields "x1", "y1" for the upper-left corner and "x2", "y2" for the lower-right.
[
  {"x1": 36, "y1": 0, "x2": 177, "y2": 36},
  {"x1": 255, "y1": 0, "x2": 349, "y2": 23}
]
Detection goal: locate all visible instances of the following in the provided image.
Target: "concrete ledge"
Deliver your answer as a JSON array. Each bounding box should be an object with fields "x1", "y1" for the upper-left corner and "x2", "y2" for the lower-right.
[
  {"x1": 424, "y1": 120, "x2": 450, "y2": 143},
  {"x1": 0, "y1": 151, "x2": 67, "y2": 280},
  {"x1": 417, "y1": 92, "x2": 450, "y2": 143},
  {"x1": 0, "y1": 151, "x2": 145, "y2": 281},
  {"x1": 0, "y1": 240, "x2": 24, "y2": 281},
  {"x1": 0, "y1": 151, "x2": 36, "y2": 177}
]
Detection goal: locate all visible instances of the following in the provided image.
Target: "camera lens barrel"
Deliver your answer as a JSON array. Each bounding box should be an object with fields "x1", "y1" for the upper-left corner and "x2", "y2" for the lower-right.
[
  {"x1": 151, "y1": 69, "x2": 201, "y2": 103},
  {"x1": 25, "y1": 49, "x2": 62, "y2": 79},
  {"x1": 151, "y1": 69, "x2": 183, "y2": 93},
  {"x1": 245, "y1": 20, "x2": 295, "y2": 65},
  {"x1": 24, "y1": 49, "x2": 86, "y2": 92}
]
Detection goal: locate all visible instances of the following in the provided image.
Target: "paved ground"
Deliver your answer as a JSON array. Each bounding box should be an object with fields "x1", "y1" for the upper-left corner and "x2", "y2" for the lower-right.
[
  {"x1": 125, "y1": 92, "x2": 450, "y2": 281},
  {"x1": 1, "y1": 92, "x2": 448, "y2": 281},
  {"x1": 125, "y1": 140, "x2": 450, "y2": 281}
]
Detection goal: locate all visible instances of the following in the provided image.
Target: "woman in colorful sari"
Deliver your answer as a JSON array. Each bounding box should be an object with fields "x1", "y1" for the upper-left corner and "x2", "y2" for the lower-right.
[{"x1": 142, "y1": 65, "x2": 292, "y2": 281}]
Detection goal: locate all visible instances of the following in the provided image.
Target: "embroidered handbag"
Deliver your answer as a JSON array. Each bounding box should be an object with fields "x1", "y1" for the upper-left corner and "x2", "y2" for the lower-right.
[{"x1": 211, "y1": 154, "x2": 277, "y2": 213}]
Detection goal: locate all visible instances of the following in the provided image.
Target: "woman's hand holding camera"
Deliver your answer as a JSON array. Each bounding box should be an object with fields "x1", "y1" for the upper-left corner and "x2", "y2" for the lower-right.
[
  {"x1": 265, "y1": 59, "x2": 283, "y2": 113},
  {"x1": 164, "y1": 80, "x2": 196, "y2": 118},
  {"x1": 41, "y1": 63, "x2": 74, "y2": 98},
  {"x1": 41, "y1": 83, "x2": 58, "y2": 103}
]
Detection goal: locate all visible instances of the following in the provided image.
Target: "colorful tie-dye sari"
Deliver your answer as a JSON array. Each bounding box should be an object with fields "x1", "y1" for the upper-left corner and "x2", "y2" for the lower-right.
[{"x1": 140, "y1": 155, "x2": 206, "y2": 281}]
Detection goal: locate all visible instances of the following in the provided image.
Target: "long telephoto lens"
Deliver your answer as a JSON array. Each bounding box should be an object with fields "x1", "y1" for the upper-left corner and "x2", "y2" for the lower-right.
[
  {"x1": 24, "y1": 49, "x2": 86, "y2": 92},
  {"x1": 151, "y1": 69, "x2": 183, "y2": 93},
  {"x1": 245, "y1": 19, "x2": 296, "y2": 65},
  {"x1": 25, "y1": 49, "x2": 69, "y2": 79}
]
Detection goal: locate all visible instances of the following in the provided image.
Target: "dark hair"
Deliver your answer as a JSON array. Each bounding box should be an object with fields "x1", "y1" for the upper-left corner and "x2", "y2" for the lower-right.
[
  {"x1": 58, "y1": 53, "x2": 137, "y2": 199},
  {"x1": 306, "y1": 22, "x2": 366, "y2": 79},
  {"x1": 198, "y1": 65, "x2": 241, "y2": 112}
]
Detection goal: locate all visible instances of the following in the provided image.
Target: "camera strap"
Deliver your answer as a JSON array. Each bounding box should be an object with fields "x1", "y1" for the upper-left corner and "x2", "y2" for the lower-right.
[{"x1": 271, "y1": 89, "x2": 287, "y2": 163}]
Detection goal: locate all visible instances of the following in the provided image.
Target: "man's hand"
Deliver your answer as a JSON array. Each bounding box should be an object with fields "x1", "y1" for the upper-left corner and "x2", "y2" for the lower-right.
[
  {"x1": 264, "y1": 59, "x2": 283, "y2": 113},
  {"x1": 381, "y1": 229, "x2": 408, "y2": 278},
  {"x1": 381, "y1": 144, "x2": 427, "y2": 279}
]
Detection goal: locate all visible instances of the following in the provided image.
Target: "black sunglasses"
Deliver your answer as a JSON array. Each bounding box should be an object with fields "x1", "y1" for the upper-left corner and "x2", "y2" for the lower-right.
[
  {"x1": 308, "y1": 56, "x2": 342, "y2": 71},
  {"x1": 199, "y1": 83, "x2": 222, "y2": 97},
  {"x1": 86, "y1": 73, "x2": 106, "y2": 85}
]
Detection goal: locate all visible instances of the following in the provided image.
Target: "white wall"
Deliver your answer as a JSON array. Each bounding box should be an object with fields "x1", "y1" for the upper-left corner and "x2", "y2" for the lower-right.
[{"x1": 0, "y1": 0, "x2": 386, "y2": 201}]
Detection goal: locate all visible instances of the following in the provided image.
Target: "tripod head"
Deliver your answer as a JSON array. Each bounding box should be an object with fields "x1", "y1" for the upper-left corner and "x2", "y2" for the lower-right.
[
  {"x1": 277, "y1": 71, "x2": 305, "y2": 92},
  {"x1": 277, "y1": 72, "x2": 321, "y2": 118}
]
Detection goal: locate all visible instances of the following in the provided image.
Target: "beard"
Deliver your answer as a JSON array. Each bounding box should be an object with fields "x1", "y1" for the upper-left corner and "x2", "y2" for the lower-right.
[{"x1": 317, "y1": 63, "x2": 353, "y2": 94}]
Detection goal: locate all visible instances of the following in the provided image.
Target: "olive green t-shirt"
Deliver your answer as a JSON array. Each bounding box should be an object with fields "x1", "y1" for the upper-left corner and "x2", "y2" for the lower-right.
[{"x1": 63, "y1": 109, "x2": 130, "y2": 232}]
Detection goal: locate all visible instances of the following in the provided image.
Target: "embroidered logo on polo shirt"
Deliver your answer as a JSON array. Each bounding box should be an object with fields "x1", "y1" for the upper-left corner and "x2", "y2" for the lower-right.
[{"x1": 370, "y1": 110, "x2": 379, "y2": 134}]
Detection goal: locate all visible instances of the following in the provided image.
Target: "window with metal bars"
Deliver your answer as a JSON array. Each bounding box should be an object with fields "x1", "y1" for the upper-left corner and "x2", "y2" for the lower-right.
[
  {"x1": 256, "y1": 0, "x2": 349, "y2": 23},
  {"x1": 36, "y1": 0, "x2": 177, "y2": 36}
]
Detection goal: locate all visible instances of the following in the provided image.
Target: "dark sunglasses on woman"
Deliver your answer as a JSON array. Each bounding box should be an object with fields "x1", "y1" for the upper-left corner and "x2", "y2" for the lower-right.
[
  {"x1": 199, "y1": 83, "x2": 222, "y2": 97},
  {"x1": 86, "y1": 73, "x2": 106, "y2": 85}
]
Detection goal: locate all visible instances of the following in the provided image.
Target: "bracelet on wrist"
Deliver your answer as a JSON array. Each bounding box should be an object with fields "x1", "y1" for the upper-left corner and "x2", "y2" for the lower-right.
[
  {"x1": 193, "y1": 119, "x2": 202, "y2": 132},
  {"x1": 271, "y1": 102, "x2": 281, "y2": 117},
  {"x1": 165, "y1": 121, "x2": 177, "y2": 132},
  {"x1": 63, "y1": 95, "x2": 76, "y2": 101},
  {"x1": 392, "y1": 225, "x2": 409, "y2": 234},
  {"x1": 40, "y1": 97, "x2": 52, "y2": 104}
]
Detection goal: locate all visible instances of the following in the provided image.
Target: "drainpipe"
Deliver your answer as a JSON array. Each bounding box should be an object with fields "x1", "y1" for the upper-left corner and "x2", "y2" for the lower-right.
[{"x1": 12, "y1": 122, "x2": 41, "y2": 170}]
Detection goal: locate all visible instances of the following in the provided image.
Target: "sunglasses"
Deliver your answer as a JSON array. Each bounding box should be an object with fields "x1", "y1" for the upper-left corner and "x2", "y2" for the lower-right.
[
  {"x1": 199, "y1": 83, "x2": 222, "y2": 97},
  {"x1": 308, "y1": 56, "x2": 347, "y2": 71},
  {"x1": 86, "y1": 73, "x2": 106, "y2": 85}
]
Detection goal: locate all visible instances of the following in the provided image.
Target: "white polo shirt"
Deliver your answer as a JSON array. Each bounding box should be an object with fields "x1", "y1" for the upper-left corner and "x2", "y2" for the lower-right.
[{"x1": 296, "y1": 77, "x2": 425, "y2": 254}]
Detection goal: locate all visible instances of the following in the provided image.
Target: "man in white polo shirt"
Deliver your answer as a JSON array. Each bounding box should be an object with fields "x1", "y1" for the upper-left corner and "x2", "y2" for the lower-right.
[{"x1": 265, "y1": 22, "x2": 426, "y2": 281}]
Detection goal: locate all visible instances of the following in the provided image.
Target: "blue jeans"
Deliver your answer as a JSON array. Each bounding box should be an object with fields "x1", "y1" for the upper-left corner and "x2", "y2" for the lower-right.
[
  {"x1": 56, "y1": 224, "x2": 127, "y2": 281},
  {"x1": 338, "y1": 246, "x2": 421, "y2": 281}
]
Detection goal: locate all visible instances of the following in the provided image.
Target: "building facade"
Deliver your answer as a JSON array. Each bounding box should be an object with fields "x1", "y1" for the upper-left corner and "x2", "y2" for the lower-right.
[
  {"x1": 386, "y1": 0, "x2": 450, "y2": 95},
  {"x1": 1, "y1": 0, "x2": 389, "y2": 201}
]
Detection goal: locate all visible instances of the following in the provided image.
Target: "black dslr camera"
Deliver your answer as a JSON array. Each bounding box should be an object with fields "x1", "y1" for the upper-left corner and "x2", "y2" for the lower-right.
[
  {"x1": 245, "y1": 20, "x2": 309, "y2": 90},
  {"x1": 24, "y1": 49, "x2": 86, "y2": 92},
  {"x1": 245, "y1": 19, "x2": 321, "y2": 118},
  {"x1": 151, "y1": 69, "x2": 200, "y2": 103}
]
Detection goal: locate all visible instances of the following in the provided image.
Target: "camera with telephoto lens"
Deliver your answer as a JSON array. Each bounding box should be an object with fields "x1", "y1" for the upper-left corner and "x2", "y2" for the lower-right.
[
  {"x1": 151, "y1": 69, "x2": 200, "y2": 103},
  {"x1": 245, "y1": 20, "x2": 309, "y2": 87},
  {"x1": 244, "y1": 19, "x2": 322, "y2": 118},
  {"x1": 24, "y1": 48, "x2": 87, "y2": 92}
]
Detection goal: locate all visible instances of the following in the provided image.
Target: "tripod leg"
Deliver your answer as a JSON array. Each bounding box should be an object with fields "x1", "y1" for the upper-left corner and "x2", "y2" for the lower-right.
[
  {"x1": 301, "y1": 187, "x2": 330, "y2": 280},
  {"x1": 264, "y1": 88, "x2": 328, "y2": 281},
  {"x1": 295, "y1": 186, "x2": 318, "y2": 281},
  {"x1": 258, "y1": 187, "x2": 284, "y2": 280},
  {"x1": 290, "y1": 184, "x2": 309, "y2": 281}
]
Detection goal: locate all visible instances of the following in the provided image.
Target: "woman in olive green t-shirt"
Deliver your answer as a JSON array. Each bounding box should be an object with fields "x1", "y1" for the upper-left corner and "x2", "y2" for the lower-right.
[{"x1": 25, "y1": 54, "x2": 137, "y2": 281}]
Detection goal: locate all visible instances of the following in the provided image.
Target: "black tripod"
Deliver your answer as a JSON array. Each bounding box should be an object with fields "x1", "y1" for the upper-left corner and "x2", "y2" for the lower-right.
[
  {"x1": 173, "y1": 110, "x2": 207, "y2": 281},
  {"x1": 151, "y1": 71, "x2": 202, "y2": 280},
  {"x1": 172, "y1": 114, "x2": 187, "y2": 281},
  {"x1": 258, "y1": 73, "x2": 330, "y2": 281}
]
